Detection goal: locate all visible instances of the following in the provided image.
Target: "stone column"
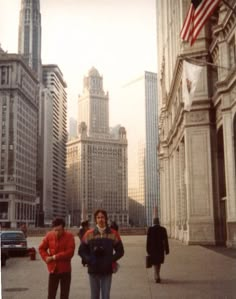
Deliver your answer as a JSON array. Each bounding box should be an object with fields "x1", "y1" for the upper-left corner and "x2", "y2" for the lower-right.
[
  {"x1": 169, "y1": 153, "x2": 175, "y2": 238},
  {"x1": 174, "y1": 148, "x2": 180, "y2": 239},
  {"x1": 222, "y1": 110, "x2": 236, "y2": 247},
  {"x1": 185, "y1": 111, "x2": 215, "y2": 245},
  {"x1": 179, "y1": 140, "x2": 187, "y2": 242},
  {"x1": 161, "y1": 150, "x2": 171, "y2": 232},
  {"x1": 9, "y1": 195, "x2": 17, "y2": 228}
]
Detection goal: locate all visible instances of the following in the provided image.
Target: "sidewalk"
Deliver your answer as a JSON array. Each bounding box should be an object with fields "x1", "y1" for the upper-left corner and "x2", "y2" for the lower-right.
[{"x1": 1, "y1": 235, "x2": 236, "y2": 298}]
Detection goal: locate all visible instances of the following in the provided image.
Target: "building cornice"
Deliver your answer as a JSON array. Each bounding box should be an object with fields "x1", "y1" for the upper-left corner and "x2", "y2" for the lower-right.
[
  {"x1": 212, "y1": 2, "x2": 236, "y2": 40},
  {"x1": 0, "y1": 53, "x2": 39, "y2": 84}
]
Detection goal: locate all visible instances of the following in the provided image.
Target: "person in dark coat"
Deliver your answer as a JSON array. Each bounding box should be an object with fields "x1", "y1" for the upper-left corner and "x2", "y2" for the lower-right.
[
  {"x1": 78, "y1": 220, "x2": 90, "y2": 241},
  {"x1": 146, "y1": 217, "x2": 169, "y2": 283},
  {"x1": 79, "y1": 209, "x2": 124, "y2": 299},
  {"x1": 110, "y1": 221, "x2": 119, "y2": 232}
]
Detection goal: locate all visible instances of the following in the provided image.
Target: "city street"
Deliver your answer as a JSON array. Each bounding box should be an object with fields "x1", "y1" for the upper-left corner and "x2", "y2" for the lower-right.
[{"x1": 1, "y1": 235, "x2": 236, "y2": 299}]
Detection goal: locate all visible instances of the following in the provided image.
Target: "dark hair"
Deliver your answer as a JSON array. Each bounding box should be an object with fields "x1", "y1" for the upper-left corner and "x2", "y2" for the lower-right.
[
  {"x1": 110, "y1": 221, "x2": 119, "y2": 231},
  {"x1": 52, "y1": 218, "x2": 65, "y2": 228},
  {"x1": 153, "y1": 217, "x2": 160, "y2": 225},
  {"x1": 81, "y1": 220, "x2": 89, "y2": 227},
  {"x1": 94, "y1": 209, "x2": 108, "y2": 224}
]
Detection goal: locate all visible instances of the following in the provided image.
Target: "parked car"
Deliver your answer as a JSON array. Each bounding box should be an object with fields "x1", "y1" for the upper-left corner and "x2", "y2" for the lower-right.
[{"x1": 1, "y1": 231, "x2": 28, "y2": 256}]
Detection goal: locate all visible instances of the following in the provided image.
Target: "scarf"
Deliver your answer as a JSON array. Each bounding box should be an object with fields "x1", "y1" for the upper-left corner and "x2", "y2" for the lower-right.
[{"x1": 96, "y1": 225, "x2": 106, "y2": 236}]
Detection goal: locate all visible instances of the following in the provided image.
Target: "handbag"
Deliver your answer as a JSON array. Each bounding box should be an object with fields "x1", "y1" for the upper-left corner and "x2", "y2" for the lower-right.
[
  {"x1": 146, "y1": 255, "x2": 152, "y2": 268},
  {"x1": 112, "y1": 261, "x2": 120, "y2": 273}
]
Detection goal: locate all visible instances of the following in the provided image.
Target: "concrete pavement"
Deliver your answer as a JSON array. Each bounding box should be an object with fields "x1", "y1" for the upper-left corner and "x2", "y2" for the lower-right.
[{"x1": 1, "y1": 235, "x2": 236, "y2": 299}]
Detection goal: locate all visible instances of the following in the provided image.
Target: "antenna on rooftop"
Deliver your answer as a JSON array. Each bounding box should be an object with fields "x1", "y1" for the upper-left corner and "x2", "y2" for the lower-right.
[{"x1": 122, "y1": 75, "x2": 144, "y2": 88}]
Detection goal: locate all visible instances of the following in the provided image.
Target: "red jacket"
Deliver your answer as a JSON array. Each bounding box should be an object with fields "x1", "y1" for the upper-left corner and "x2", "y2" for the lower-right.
[{"x1": 39, "y1": 230, "x2": 75, "y2": 273}]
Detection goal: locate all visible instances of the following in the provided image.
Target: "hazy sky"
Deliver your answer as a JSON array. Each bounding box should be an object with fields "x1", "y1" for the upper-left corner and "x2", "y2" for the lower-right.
[{"x1": 0, "y1": 0, "x2": 157, "y2": 125}]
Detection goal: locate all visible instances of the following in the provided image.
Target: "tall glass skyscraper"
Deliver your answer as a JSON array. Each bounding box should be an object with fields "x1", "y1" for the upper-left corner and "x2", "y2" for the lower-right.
[
  {"x1": 123, "y1": 71, "x2": 159, "y2": 226},
  {"x1": 42, "y1": 65, "x2": 67, "y2": 221},
  {"x1": 144, "y1": 71, "x2": 159, "y2": 226}
]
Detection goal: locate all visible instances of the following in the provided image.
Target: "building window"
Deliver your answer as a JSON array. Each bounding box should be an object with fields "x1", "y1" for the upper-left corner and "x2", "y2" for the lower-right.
[{"x1": 229, "y1": 36, "x2": 236, "y2": 68}]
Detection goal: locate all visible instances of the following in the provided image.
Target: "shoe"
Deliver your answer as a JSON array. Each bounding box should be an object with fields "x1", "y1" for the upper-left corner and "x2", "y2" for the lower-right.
[{"x1": 155, "y1": 278, "x2": 161, "y2": 283}]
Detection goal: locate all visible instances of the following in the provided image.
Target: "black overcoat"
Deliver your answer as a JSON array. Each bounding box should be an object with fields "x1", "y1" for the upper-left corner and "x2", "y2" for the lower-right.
[{"x1": 146, "y1": 224, "x2": 169, "y2": 265}]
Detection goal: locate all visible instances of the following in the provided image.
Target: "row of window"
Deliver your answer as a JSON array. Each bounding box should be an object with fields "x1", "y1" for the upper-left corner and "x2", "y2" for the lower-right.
[{"x1": 0, "y1": 66, "x2": 10, "y2": 85}]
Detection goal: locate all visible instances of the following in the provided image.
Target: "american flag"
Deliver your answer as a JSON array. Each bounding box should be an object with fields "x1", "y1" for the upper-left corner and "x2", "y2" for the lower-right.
[{"x1": 180, "y1": 0, "x2": 221, "y2": 46}]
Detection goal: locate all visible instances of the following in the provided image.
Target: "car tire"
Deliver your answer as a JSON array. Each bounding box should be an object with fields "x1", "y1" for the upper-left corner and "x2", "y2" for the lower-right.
[{"x1": 1, "y1": 257, "x2": 6, "y2": 267}]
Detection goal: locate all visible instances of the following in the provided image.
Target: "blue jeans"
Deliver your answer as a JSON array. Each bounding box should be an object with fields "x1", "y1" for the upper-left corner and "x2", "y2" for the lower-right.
[{"x1": 89, "y1": 273, "x2": 112, "y2": 299}]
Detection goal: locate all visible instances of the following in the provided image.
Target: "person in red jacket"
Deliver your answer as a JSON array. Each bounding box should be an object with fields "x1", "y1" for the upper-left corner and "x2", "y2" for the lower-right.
[{"x1": 39, "y1": 218, "x2": 75, "y2": 299}]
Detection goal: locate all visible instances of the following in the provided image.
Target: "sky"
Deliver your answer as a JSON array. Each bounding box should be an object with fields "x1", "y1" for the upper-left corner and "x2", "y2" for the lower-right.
[{"x1": 0, "y1": 0, "x2": 157, "y2": 126}]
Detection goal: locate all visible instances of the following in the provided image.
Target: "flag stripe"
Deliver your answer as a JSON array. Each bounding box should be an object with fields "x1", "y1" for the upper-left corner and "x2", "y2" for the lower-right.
[
  {"x1": 180, "y1": 0, "x2": 221, "y2": 46},
  {"x1": 189, "y1": 0, "x2": 216, "y2": 44},
  {"x1": 194, "y1": 0, "x2": 218, "y2": 32},
  {"x1": 191, "y1": 0, "x2": 220, "y2": 44},
  {"x1": 184, "y1": 7, "x2": 195, "y2": 41},
  {"x1": 180, "y1": 4, "x2": 194, "y2": 40}
]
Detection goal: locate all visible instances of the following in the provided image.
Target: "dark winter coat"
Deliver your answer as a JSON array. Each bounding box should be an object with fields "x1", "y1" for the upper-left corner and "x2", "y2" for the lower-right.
[
  {"x1": 146, "y1": 224, "x2": 169, "y2": 265},
  {"x1": 78, "y1": 226, "x2": 124, "y2": 274}
]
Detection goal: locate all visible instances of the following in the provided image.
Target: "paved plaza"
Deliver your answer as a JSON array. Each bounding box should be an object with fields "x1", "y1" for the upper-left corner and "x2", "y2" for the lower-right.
[{"x1": 1, "y1": 235, "x2": 236, "y2": 299}]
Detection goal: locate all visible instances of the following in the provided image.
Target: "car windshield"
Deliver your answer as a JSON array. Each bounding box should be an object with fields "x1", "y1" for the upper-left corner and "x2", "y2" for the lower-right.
[{"x1": 1, "y1": 233, "x2": 24, "y2": 240}]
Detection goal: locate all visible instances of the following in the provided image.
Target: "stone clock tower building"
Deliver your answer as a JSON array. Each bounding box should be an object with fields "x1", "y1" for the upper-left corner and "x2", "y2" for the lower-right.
[{"x1": 67, "y1": 68, "x2": 128, "y2": 226}]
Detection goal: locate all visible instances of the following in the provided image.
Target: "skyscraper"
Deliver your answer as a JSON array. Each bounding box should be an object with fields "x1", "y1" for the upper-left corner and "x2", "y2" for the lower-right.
[
  {"x1": 37, "y1": 87, "x2": 53, "y2": 226},
  {"x1": 144, "y1": 71, "x2": 159, "y2": 226},
  {"x1": 124, "y1": 72, "x2": 159, "y2": 226},
  {"x1": 17, "y1": 0, "x2": 67, "y2": 225},
  {"x1": 78, "y1": 67, "x2": 109, "y2": 137},
  {"x1": 68, "y1": 117, "x2": 78, "y2": 140},
  {"x1": 0, "y1": 52, "x2": 39, "y2": 228},
  {"x1": 67, "y1": 67, "x2": 128, "y2": 226},
  {"x1": 18, "y1": 0, "x2": 42, "y2": 79},
  {"x1": 43, "y1": 65, "x2": 67, "y2": 220}
]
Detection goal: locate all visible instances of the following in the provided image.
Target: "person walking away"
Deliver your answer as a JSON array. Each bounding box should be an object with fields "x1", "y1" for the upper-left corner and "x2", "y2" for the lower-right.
[
  {"x1": 79, "y1": 209, "x2": 124, "y2": 299},
  {"x1": 39, "y1": 218, "x2": 75, "y2": 299},
  {"x1": 20, "y1": 223, "x2": 28, "y2": 238},
  {"x1": 146, "y1": 217, "x2": 169, "y2": 283}
]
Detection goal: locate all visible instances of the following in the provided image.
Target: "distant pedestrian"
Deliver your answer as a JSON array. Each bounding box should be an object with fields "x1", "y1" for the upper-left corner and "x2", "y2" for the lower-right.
[
  {"x1": 79, "y1": 209, "x2": 124, "y2": 299},
  {"x1": 78, "y1": 220, "x2": 90, "y2": 241},
  {"x1": 110, "y1": 221, "x2": 119, "y2": 231},
  {"x1": 20, "y1": 223, "x2": 28, "y2": 238},
  {"x1": 146, "y1": 217, "x2": 169, "y2": 283},
  {"x1": 39, "y1": 218, "x2": 75, "y2": 299}
]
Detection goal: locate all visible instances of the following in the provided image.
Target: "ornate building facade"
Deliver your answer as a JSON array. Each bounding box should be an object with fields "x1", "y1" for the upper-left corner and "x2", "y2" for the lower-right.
[
  {"x1": 157, "y1": 0, "x2": 236, "y2": 246},
  {"x1": 17, "y1": 0, "x2": 67, "y2": 225},
  {"x1": 0, "y1": 52, "x2": 39, "y2": 228},
  {"x1": 67, "y1": 68, "x2": 128, "y2": 226}
]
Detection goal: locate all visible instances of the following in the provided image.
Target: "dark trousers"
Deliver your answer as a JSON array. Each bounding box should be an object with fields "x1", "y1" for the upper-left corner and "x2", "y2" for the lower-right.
[
  {"x1": 153, "y1": 264, "x2": 161, "y2": 280},
  {"x1": 48, "y1": 272, "x2": 71, "y2": 299}
]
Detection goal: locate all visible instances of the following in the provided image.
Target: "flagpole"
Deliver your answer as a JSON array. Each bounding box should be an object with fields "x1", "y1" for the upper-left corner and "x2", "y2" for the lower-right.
[
  {"x1": 222, "y1": 0, "x2": 236, "y2": 16},
  {"x1": 183, "y1": 57, "x2": 231, "y2": 70}
]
